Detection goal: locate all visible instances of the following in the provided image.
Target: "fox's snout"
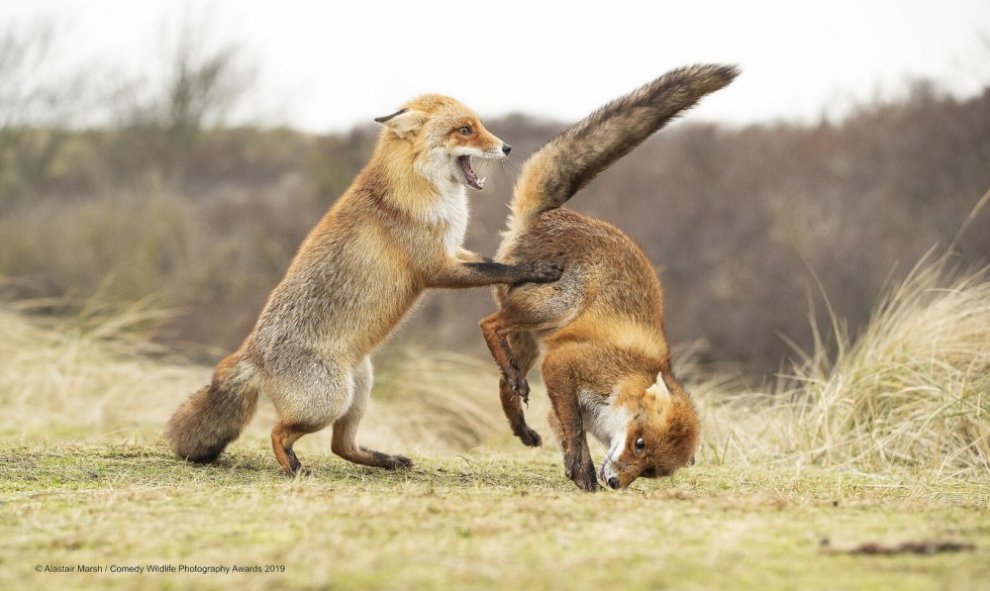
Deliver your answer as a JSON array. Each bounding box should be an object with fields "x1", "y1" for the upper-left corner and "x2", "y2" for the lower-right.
[{"x1": 481, "y1": 137, "x2": 510, "y2": 160}]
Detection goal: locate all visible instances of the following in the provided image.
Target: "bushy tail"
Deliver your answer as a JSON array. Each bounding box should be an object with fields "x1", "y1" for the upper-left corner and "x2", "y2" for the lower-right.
[
  {"x1": 510, "y1": 64, "x2": 739, "y2": 223},
  {"x1": 164, "y1": 352, "x2": 260, "y2": 462}
]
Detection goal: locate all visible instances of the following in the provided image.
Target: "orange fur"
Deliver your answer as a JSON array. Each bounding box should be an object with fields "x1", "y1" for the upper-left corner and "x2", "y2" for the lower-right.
[
  {"x1": 480, "y1": 65, "x2": 737, "y2": 491},
  {"x1": 166, "y1": 93, "x2": 559, "y2": 475}
]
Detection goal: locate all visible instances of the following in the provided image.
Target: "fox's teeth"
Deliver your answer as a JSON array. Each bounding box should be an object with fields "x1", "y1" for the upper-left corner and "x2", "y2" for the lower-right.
[{"x1": 478, "y1": 177, "x2": 486, "y2": 187}]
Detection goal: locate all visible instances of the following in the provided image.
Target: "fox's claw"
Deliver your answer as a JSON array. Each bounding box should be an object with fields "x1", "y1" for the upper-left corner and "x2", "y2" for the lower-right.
[{"x1": 506, "y1": 374, "x2": 530, "y2": 404}]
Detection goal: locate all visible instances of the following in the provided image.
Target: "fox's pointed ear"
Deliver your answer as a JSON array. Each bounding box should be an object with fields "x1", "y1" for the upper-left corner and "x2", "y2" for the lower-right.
[
  {"x1": 646, "y1": 372, "x2": 672, "y2": 402},
  {"x1": 373, "y1": 108, "x2": 406, "y2": 124},
  {"x1": 374, "y1": 107, "x2": 425, "y2": 138}
]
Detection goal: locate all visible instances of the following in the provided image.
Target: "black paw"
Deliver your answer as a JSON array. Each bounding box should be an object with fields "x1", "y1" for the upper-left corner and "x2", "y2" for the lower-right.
[
  {"x1": 572, "y1": 471, "x2": 601, "y2": 492},
  {"x1": 383, "y1": 454, "x2": 414, "y2": 470},
  {"x1": 521, "y1": 261, "x2": 563, "y2": 284},
  {"x1": 566, "y1": 461, "x2": 600, "y2": 492},
  {"x1": 283, "y1": 465, "x2": 312, "y2": 477},
  {"x1": 514, "y1": 426, "x2": 542, "y2": 448}
]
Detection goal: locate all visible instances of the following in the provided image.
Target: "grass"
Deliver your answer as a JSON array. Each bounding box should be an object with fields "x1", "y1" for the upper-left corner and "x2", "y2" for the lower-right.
[
  {"x1": 697, "y1": 254, "x2": 990, "y2": 480},
  {"x1": 781, "y1": 255, "x2": 990, "y2": 476},
  {"x1": 2, "y1": 444, "x2": 988, "y2": 591},
  {"x1": 1, "y1": 254, "x2": 989, "y2": 590}
]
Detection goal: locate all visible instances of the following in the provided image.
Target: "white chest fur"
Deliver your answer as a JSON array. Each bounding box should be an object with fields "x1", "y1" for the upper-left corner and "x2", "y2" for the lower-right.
[
  {"x1": 579, "y1": 388, "x2": 630, "y2": 450},
  {"x1": 425, "y1": 183, "x2": 469, "y2": 255}
]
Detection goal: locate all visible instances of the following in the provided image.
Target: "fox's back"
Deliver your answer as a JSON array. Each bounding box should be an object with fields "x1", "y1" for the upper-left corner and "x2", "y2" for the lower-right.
[
  {"x1": 251, "y1": 193, "x2": 423, "y2": 367},
  {"x1": 497, "y1": 208, "x2": 665, "y2": 334}
]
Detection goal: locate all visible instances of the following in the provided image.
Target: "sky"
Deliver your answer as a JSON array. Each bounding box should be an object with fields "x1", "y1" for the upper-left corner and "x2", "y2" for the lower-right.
[{"x1": 5, "y1": 0, "x2": 989, "y2": 131}]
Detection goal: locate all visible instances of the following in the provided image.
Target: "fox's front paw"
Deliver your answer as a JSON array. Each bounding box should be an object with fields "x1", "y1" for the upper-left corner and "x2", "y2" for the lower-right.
[
  {"x1": 519, "y1": 261, "x2": 563, "y2": 284},
  {"x1": 572, "y1": 470, "x2": 601, "y2": 492},
  {"x1": 565, "y1": 461, "x2": 601, "y2": 492}
]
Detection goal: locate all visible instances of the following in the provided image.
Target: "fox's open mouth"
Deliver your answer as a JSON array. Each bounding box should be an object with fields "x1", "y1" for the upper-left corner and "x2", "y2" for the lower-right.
[{"x1": 457, "y1": 155, "x2": 485, "y2": 190}]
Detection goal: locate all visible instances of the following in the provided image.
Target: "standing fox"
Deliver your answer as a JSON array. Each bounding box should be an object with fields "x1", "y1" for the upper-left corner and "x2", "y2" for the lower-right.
[
  {"x1": 165, "y1": 95, "x2": 561, "y2": 475},
  {"x1": 480, "y1": 64, "x2": 739, "y2": 491}
]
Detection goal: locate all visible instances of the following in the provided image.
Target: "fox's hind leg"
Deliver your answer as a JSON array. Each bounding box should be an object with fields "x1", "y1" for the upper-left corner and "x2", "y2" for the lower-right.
[
  {"x1": 480, "y1": 314, "x2": 543, "y2": 446},
  {"x1": 331, "y1": 357, "x2": 413, "y2": 470},
  {"x1": 486, "y1": 322, "x2": 543, "y2": 447},
  {"x1": 271, "y1": 422, "x2": 314, "y2": 475},
  {"x1": 480, "y1": 313, "x2": 532, "y2": 401},
  {"x1": 502, "y1": 331, "x2": 542, "y2": 446},
  {"x1": 268, "y1": 350, "x2": 354, "y2": 475}
]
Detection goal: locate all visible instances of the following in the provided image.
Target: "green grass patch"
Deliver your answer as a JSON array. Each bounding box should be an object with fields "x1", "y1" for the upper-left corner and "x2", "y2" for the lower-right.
[{"x1": 2, "y1": 443, "x2": 987, "y2": 590}]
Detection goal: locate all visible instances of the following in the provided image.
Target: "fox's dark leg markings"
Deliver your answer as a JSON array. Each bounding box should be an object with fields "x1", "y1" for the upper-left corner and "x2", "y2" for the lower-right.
[
  {"x1": 426, "y1": 260, "x2": 560, "y2": 289},
  {"x1": 271, "y1": 422, "x2": 317, "y2": 476},
  {"x1": 463, "y1": 261, "x2": 563, "y2": 285},
  {"x1": 543, "y1": 360, "x2": 599, "y2": 492},
  {"x1": 480, "y1": 315, "x2": 543, "y2": 447},
  {"x1": 503, "y1": 331, "x2": 542, "y2": 446},
  {"x1": 331, "y1": 358, "x2": 413, "y2": 470},
  {"x1": 480, "y1": 313, "x2": 528, "y2": 399}
]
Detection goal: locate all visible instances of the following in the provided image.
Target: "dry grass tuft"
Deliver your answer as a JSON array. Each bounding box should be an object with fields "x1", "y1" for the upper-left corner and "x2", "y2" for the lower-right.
[
  {"x1": 371, "y1": 352, "x2": 507, "y2": 452},
  {"x1": 0, "y1": 299, "x2": 516, "y2": 455},
  {"x1": 697, "y1": 254, "x2": 990, "y2": 479},
  {"x1": 0, "y1": 299, "x2": 202, "y2": 441},
  {"x1": 778, "y1": 255, "x2": 990, "y2": 477}
]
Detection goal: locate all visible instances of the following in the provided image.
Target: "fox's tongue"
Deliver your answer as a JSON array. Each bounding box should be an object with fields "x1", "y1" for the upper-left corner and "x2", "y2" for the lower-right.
[{"x1": 457, "y1": 155, "x2": 485, "y2": 190}]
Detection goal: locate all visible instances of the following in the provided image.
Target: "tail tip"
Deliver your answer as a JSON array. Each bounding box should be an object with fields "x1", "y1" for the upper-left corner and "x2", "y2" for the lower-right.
[
  {"x1": 719, "y1": 63, "x2": 742, "y2": 82},
  {"x1": 696, "y1": 63, "x2": 742, "y2": 89},
  {"x1": 164, "y1": 415, "x2": 227, "y2": 464},
  {"x1": 166, "y1": 431, "x2": 226, "y2": 463}
]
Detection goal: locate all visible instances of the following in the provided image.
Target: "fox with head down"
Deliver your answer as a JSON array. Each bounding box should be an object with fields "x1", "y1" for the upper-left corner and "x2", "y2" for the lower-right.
[{"x1": 480, "y1": 64, "x2": 739, "y2": 491}]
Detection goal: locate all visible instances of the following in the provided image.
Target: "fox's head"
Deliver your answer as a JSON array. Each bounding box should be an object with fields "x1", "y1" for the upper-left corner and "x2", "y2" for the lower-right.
[
  {"x1": 375, "y1": 95, "x2": 510, "y2": 191},
  {"x1": 599, "y1": 373, "x2": 700, "y2": 490}
]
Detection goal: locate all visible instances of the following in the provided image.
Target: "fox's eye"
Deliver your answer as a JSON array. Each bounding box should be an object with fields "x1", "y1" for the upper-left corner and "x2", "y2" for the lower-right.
[
  {"x1": 457, "y1": 126, "x2": 472, "y2": 136},
  {"x1": 634, "y1": 437, "x2": 645, "y2": 450}
]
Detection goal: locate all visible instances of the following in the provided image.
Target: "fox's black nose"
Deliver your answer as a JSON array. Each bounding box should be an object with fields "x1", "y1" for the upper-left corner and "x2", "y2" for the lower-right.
[
  {"x1": 502, "y1": 144, "x2": 512, "y2": 155},
  {"x1": 607, "y1": 477, "x2": 620, "y2": 489}
]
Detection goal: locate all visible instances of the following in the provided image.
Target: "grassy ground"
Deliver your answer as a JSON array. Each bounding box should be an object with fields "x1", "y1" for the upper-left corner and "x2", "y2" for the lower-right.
[
  {"x1": 1, "y1": 256, "x2": 988, "y2": 590},
  {"x1": 2, "y1": 443, "x2": 988, "y2": 591}
]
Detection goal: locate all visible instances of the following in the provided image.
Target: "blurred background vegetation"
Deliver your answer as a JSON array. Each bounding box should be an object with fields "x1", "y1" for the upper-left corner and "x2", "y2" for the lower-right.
[{"x1": 1, "y1": 19, "x2": 988, "y2": 379}]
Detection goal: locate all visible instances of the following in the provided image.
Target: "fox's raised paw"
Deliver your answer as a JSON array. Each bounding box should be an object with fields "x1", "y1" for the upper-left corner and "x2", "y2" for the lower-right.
[
  {"x1": 514, "y1": 426, "x2": 542, "y2": 447},
  {"x1": 520, "y1": 261, "x2": 563, "y2": 284}
]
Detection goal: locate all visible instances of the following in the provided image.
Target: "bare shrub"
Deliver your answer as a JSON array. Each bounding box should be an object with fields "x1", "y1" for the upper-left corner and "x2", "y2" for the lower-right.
[
  {"x1": 102, "y1": 21, "x2": 256, "y2": 182},
  {"x1": 0, "y1": 20, "x2": 89, "y2": 205}
]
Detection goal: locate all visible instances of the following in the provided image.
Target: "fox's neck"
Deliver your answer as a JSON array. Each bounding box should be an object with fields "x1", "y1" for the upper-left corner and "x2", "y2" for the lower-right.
[
  {"x1": 362, "y1": 140, "x2": 465, "y2": 221},
  {"x1": 582, "y1": 380, "x2": 632, "y2": 450}
]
